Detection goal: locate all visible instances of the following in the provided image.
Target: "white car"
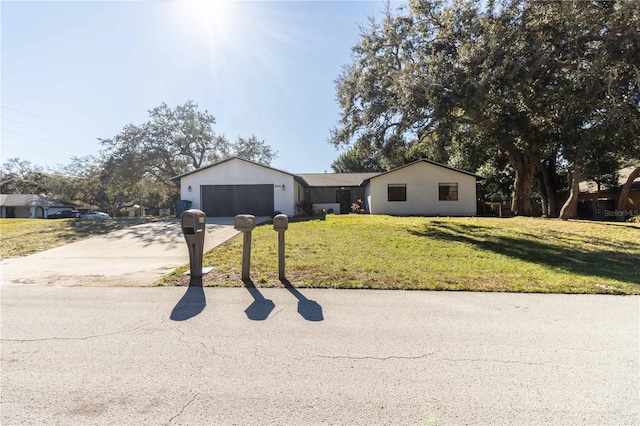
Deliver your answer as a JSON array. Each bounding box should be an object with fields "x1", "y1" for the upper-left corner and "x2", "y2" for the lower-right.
[{"x1": 81, "y1": 211, "x2": 110, "y2": 219}]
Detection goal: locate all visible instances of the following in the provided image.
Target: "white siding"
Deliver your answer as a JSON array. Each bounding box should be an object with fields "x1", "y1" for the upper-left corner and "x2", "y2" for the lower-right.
[
  {"x1": 364, "y1": 183, "x2": 372, "y2": 214},
  {"x1": 179, "y1": 158, "x2": 295, "y2": 216},
  {"x1": 367, "y1": 161, "x2": 477, "y2": 216}
]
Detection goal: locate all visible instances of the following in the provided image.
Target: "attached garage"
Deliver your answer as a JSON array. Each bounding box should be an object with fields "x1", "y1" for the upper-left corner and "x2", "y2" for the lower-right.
[
  {"x1": 201, "y1": 184, "x2": 274, "y2": 217},
  {"x1": 173, "y1": 157, "x2": 298, "y2": 217}
]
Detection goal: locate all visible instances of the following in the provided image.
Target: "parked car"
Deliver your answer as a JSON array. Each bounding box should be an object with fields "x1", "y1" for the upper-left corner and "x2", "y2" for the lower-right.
[
  {"x1": 81, "y1": 211, "x2": 110, "y2": 219},
  {"x1": 47, "y1": 210, "x2": 81, "y2": 219}
]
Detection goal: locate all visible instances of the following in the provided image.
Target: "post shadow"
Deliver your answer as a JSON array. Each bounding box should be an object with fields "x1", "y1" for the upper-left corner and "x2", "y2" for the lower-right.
[
  {"x1": 170, "y1": 276, "x2": 206, "y2": 321},
  {"x1": 242, "y1": 279, "x2": 275, "y2": 321},
  {"x1": 280, "y1": 278, "x2": 324, "y2": 322}
]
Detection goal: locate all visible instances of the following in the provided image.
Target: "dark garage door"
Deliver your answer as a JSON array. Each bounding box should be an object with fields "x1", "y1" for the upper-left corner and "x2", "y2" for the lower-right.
[{"x1": 201, "y1": 184, "x2": 274, "y2": 217}]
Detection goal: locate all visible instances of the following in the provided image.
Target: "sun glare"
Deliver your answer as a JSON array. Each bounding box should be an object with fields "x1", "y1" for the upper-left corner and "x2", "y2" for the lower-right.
[
  {"x1": 178, "y1": 0, "x2": 235, "y2": 44},
  {"x1": 182, "y1": 0, "x2": 230, "y2": 24},
  {"x1": 172, "y1": 0, "x2": 300, "y2": 111}
]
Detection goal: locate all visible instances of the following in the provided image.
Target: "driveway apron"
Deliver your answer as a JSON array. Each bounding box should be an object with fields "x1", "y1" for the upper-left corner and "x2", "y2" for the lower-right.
[{"x1": 0, "y1": 219, "x2": 244, "y2": 287}]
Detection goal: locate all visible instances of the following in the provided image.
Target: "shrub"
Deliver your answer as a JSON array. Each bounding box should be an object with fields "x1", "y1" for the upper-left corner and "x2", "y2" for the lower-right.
[
  {"x1": 351, "y1": 199, "x2": 365, "y2": 214},
  {"x1": 294, "y1": 200, "x2": 313, "y2": 217}
]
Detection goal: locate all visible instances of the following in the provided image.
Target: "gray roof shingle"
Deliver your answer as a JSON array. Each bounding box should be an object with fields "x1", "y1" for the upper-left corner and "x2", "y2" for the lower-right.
[
  {"x1": 295, "y1": 173, "x2": 379, "y2": 187},
  {"x1": 0, "y1": 194, "x2": 76, "y2": 208}
]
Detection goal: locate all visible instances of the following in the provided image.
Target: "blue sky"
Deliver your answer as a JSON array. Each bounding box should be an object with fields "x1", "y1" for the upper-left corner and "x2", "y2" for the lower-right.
[{"x1": 1, "y1": 0, "x2": 397, "y2": 174}]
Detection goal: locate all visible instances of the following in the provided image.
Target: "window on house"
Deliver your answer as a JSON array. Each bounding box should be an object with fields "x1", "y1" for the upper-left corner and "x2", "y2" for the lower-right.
[
  {"x1": 439, "y1": 183, "x2": 458, "y2": 201},
  {"x1": 388, "y1": 184, "x2": 407, "y2": 201}
]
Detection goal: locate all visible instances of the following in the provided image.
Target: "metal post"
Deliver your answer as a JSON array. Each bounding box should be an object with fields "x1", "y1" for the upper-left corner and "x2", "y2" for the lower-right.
[
  {"x1": 278, "y1": 231, "x2": 285, "y2": 279},
  {"x1": 242, "y1": 231, "x2": 252, "y2": 280},
  {"x1": 272, "y1": 214, "x2": 288, "y2": 280}
]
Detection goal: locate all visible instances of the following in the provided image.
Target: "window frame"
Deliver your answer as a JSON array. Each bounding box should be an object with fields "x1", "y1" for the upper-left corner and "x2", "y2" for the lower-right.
[
  {"x1": 438, "y1": 183, "x2": 459, "y2": 201},
  {"x1": 387, "y1": 184, "x2": 407, "y2": 202}
]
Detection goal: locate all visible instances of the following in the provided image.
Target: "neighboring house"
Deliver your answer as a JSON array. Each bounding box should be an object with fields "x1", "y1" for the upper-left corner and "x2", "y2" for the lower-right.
[
  {"x1": 578, "y1": 166, "x2": 640, "y2": 220},
  {"x1": 173, "y1": 157, "x2": 482, "y2": 217},
  {"x1": 120, "y1": 203, "x2": 148, "y2": 217},
  {"x1": 0, "y1": 194, "x2": 78, "y2": 218}
]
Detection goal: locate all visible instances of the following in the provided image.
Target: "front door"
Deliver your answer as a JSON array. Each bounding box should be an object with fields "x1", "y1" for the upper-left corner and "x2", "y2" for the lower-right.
[{"x1": 337, "y1": 190, "x2": 351, "y2": 214}]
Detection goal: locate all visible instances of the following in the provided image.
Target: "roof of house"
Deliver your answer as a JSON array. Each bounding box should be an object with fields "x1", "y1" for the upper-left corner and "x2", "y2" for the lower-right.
[
  {"x1": 364, "y1": 158, "x2": 484, "y2": 183},
  {"x1": 121, "y1": 203, "x2": 148, "y2": 209},
  {"x1": 171, "y1": 156, "x2": 483, "y2": 188},
  {"x1": 171, "y1": 156, "x2": 296, "y2": 181},
  {"x1": 0, "y1": 194, "x2": 77, "y2": 208},
  {"x1": 294, "y1": 173, "x2": 379, "y2": 188},
  {"x1": 579, "y1": 165, "x2": 640, "y2": 193}
]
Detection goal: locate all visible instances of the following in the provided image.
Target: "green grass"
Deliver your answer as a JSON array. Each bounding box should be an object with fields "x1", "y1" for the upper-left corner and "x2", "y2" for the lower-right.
[
  {"x1": 159, "y1": 215, "x2": 640, "y2": 294},
  {"x1": 0, "y1": 217, "x2": 169, "y2": 259}
]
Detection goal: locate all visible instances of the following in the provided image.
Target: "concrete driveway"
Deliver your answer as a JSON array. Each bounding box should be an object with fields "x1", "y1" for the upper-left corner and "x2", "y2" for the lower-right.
[{"x1": 0, "y1": 217, "x2": 262, "y2": 287}]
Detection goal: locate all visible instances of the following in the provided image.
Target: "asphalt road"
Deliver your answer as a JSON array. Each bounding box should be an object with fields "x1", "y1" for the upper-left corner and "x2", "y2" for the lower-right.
[{"x1": 1, "y1": 285, "x2": 638, "y2": 425}]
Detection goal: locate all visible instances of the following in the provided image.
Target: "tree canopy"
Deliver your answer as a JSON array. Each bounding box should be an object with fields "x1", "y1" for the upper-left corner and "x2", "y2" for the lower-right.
[
  {"x1": 97, "y1": 101, "x2": 278, "y2": 212},
  {"x1": 99, "y1": 101, "x2": 277, "y2": 189},
  {"x1": 1, "y1": 101, "x2": 277, "y2": 215},
  {"x1": 331, "y1": 0, "x2": 640, "y2": 217},
  {"x1": 0, "y1": 159, "x2": 47, "y2": 195}
]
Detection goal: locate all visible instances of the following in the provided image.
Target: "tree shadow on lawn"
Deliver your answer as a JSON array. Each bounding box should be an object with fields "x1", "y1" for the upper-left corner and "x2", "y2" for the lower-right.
[{"x1": 410, "y1": 221, "x2": 640, "y2": 285}]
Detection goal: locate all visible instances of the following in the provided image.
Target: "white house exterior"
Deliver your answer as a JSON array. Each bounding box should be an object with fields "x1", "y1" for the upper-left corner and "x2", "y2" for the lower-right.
[
  {"x1": 173, "y1": 157, "x2": 481, "y2": 217},
  {"x1": 365, "y1": 160, "x2": 479, "y2": 216},
  {"x1": 174, "y1": 157, "x2": 297, "y2": 217}
]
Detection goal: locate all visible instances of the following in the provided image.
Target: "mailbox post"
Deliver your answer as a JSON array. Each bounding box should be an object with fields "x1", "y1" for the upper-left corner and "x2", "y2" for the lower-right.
[
  {"x1": 273, "y1": 214, "x2": 288, "y2": 279},
  {"x1": 181, "y1": 209, "x2": 207, "y2": 277},
  {"x1": 234, "y1": 214, "x2": 256, "y2": 280}
]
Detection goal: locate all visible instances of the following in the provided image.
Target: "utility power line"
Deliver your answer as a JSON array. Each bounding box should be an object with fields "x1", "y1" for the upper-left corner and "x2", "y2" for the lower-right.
[
  {"x1": 1, "y1": 128, "x2": 87, "y2": 150},
  {"x1": 1, "y1": 105, "x2": 99, "y2": 140},
  {"x1": 1, "y1": 105, "x2": 64, "y2": 126},
  {"x1": 0, "y1": 143, "x2": 55, "y2": 156},
  {"x1": 1, "y1": 117, "x2": 94, "y2": 144}
]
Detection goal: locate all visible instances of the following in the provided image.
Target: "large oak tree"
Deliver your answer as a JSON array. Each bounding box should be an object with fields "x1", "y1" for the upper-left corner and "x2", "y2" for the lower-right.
[
  {"x1": 331, "y1": 0, "x2": 639, "y2": 217},
  {"x1": 98, "y1": 101, "x2": 278, "y2": 210}
]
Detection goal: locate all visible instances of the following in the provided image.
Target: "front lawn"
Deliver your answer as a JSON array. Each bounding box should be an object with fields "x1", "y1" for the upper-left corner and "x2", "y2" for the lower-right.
[
  {"x1": 0, "y1": 217, "x2": 168, "y2": 259},
  {"x1": 159, "y1": 215, "x2": 640, "y2": 294}
]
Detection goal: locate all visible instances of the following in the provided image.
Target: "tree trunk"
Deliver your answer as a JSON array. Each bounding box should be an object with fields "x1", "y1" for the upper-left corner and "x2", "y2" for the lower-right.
[
  {"x1": 508, "y1": 152, "x2": 535, "y2": 216},
  {"x1": 559, "y1": 165, "x2": 581, "y2": 220},
  {"x1": 538, "y1": 174, "x2": 549, "y2": 218},
  {"x1": 537, "y1": 162, "x2": 557, "y2": 217},
  {"x1": 617, "y1": 165, "x2": 640, "y2": 214}
]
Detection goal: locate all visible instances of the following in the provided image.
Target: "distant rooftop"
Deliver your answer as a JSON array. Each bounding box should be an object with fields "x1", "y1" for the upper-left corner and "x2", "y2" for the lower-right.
[
  {"x1": 579, "y1": 166, "x2": 640, "y2": 193},
  {"x1": 0, "y1": 194, "x2": 76, "y2": 208}
]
